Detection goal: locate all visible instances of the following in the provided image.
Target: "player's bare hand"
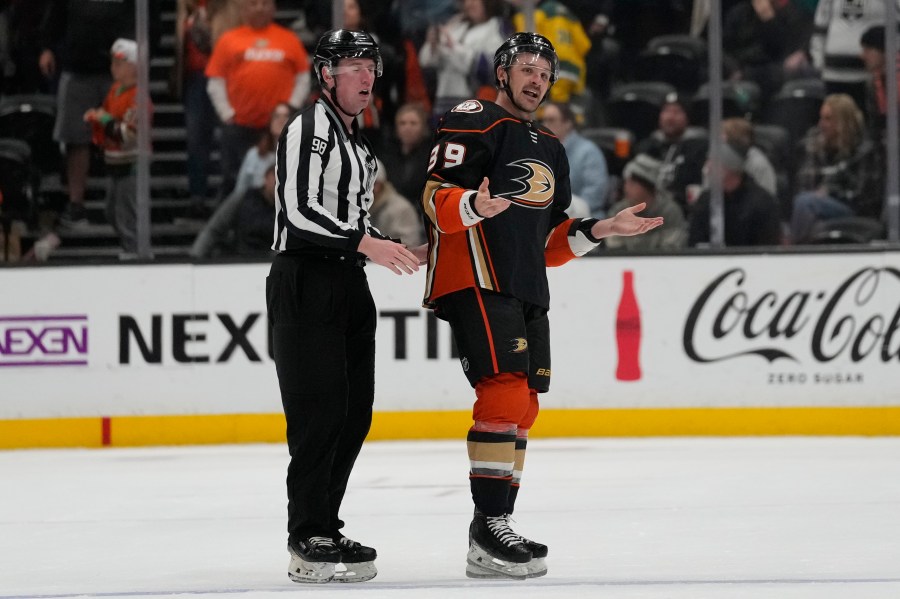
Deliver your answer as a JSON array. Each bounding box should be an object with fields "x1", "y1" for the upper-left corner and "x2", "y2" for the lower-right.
[
  {"x1": 358, "y1": 236, "x2": 420, "y2": 275},
  {"x1": 590, "y1": 202, "x2": 664, "y2": 239},
  {"x1": 473, "y1": 177, "x2": 511, "y2": 218}
]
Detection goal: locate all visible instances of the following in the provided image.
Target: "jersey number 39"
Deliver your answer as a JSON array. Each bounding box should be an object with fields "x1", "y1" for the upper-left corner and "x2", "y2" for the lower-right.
[{"x1": 428, "y1": 142, "x2": 467, "y2": 172}]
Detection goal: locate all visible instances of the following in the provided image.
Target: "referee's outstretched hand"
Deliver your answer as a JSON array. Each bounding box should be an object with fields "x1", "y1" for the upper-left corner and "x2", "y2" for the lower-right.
[
  {"x1": 473, "y1": 177, "x2": 511, "y2": 218},
  {"x1": 359, "y1": 236, "x2": 420, "y2": 275}
]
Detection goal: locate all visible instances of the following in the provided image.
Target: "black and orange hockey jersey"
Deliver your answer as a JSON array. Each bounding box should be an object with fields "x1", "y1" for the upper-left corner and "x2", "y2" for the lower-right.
[{"x1": 421, "y1": 99, "x2": 602, "y2": 310}]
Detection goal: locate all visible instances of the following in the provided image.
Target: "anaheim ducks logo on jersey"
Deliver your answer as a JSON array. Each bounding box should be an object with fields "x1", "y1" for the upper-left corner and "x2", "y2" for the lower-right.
[
  {"x1": 503, "y1": 159, "x2": 555, "y2": 208},
  {"x1": 451, "y1": 100, "x2": 483, "y2": 113}
]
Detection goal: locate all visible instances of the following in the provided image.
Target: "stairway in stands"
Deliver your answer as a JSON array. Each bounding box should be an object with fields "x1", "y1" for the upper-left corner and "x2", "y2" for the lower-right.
[{"x1": 36, "y1": 0, "x2": 304, "y2": 262}]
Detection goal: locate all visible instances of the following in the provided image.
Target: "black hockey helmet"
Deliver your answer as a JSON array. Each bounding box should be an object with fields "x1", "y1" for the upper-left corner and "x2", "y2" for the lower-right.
[
  {"x1": 493, "y1": 32, "x2": 559, "y2": 87},
  {"x1": 313, "y1": 29, "x2": 383, "y2": 86}
]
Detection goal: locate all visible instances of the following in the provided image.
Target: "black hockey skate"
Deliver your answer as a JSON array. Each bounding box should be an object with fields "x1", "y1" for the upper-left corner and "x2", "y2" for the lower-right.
[
  {"x1": 332, "y1": 536, "x2": 378, "y2": 583},
  {"x1": 466, "y1": 512, "x2": 532, "y2": 580},
  {"x1": 287, "y1": 536, "x2": 341, "y2": 584},
  {"x1": 466, "y1": 510, "x2": 548, "y2": 578}
]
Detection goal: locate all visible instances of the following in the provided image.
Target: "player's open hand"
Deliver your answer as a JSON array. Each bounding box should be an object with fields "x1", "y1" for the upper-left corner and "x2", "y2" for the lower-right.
[
  {"x1": 473, "y1": 177, "x2": 511, "y2": 218},
  {"x1": 358, "y1": 236, "x2": 420, "y2": 275},
  {"x1": 591, "y1": 202, "x2": 664, "y2": 239}
]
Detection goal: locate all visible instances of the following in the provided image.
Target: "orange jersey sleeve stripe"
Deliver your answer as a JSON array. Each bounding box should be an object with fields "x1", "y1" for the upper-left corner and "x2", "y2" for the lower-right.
[
  {"x1": 545, "y1": 220, "x2": 578, "y2": 267},
  {"x1": 435, "y1": 186, "x2": 469, "y2": 232}
]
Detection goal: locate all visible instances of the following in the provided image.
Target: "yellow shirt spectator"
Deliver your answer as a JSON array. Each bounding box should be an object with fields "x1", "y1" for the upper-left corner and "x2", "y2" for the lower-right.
[{"x1": 513, "y1": 1, "x2": 590, "y2": 103}]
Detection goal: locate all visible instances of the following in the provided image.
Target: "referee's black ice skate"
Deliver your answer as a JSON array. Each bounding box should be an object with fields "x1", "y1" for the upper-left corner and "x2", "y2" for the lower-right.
[
  {"x1": 287, "y1": 536, "x2": 341, "y2": 583},
  {"x1": 466, "y1": 512, "x2": 532, "y2": 580},
  {"x1": 332, "y1": 535, "x2": 378, "y2": 582}
]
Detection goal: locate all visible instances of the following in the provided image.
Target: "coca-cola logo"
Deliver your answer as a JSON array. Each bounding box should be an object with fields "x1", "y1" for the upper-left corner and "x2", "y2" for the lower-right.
[{"x1": 683, "y1": 267, "x2": 900, "y2": 364}]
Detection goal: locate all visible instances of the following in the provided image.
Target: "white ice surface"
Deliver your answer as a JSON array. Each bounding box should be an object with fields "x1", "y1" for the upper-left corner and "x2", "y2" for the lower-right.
[{"x1": 1, "y1": 438, "x2": 899, "y2": 598}]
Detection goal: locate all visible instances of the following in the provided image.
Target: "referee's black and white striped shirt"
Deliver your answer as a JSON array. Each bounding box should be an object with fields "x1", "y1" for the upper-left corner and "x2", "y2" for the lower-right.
[{"x1": 272, "y1": 96, "x2": 383, "y2": 253}]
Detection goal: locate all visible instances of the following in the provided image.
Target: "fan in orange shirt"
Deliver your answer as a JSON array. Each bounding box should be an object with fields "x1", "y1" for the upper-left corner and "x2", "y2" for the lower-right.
[{"x1": 205, "y1": 0, "x2": 310, "y2": 200}]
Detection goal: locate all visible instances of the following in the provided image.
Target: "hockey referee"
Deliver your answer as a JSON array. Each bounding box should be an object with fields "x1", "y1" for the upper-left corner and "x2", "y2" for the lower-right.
[{"x1": 266, "y1": 29, "x2": 425, "y2": 584}]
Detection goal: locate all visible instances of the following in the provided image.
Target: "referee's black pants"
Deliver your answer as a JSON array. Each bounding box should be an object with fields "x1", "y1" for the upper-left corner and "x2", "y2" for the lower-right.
[{"x1": 266, "y1": 252, "x2": 376, "y2": 542}]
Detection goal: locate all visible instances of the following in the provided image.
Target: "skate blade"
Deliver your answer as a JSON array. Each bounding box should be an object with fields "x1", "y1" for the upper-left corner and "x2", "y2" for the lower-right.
[
  {"x1": 333, "y1": 561, "x2": 377, "y2": 583},
  {"x1": 525, "y1": 557, "x2": 547, "y2": 578},
  {"x1": 466, "y1": 544, "x2": 528, "y2": 580},
  {"x1": 466, "y1": 557, "x2": 547, "y2": 579},
  {"x1": 288, "y1": 555, "x2": 336, "y2": 584}
]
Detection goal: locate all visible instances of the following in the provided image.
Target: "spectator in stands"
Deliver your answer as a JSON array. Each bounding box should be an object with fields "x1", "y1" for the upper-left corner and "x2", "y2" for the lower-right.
[
  {"x1": 233, "y1": 162, "x2": 277, "y2": 257},
  {"x1": 189, "y1": 101, "x2": 292, "y2": 258},
  {"x1": 510, "y1": 0, "x2": 591, "y2": 105},
  {"x1": 791, "y1": 93, "x2": 883, "y2": 243},
  {"x1": 176, "y1": 0, "x2": 240, "y2": 218},
  {"x1": 635, "y1": 92, "x2": 708, "y2": 213},
  {"x1": 721, "y1": 117, "x2": 778, "y2": 197},
  {"x1": 606, "y1": 153, "x2": 688, "y2": 250},
  {"x1": 83, "y1": 39, "x2": 150, "y2": 260},
  {"x1": 722, "y1": 0, "x2": 814, "y2": 102},
  {"x1": 370, "y1": 159, "x2": 426, "y2": 247},
  {"x1": 337, "y1": 0, "x2": 403, "y2": 147},
  {"x1": 376, "y1": 4, "x2": 435, "y2": 119},
  {"x1": 205, "y1": 0, "x2": 310, "y2": 201},
  {"x1": 689, "y1": 142, "x2": 783, "y2": 246},
  {"x1": 583, "y1": 6, "x2": 620, "y2": 106},
  {"x1": 860, "y1": 24, "x2": 900, "y2": 144},
  {"x1": 378, "y1": 102, "x2": 432, "y2": 212},
  {"x1": 418, "y1": 0, "x2": 508, "y2": 119},
  {"x1": 393, "y1": 0, "x2": 457, "y2": 47},
  {"x1": 301, "y1": 1, "x2": 411, "y2": 153},
  {"x1": 810, "y1": 0, "x2": 891, "y2": 109},
  {"x1": 540, "y1": 101, "x2": 609, "y2": 218},
  {"x1": 38, "y1": 0, "x2": 157, "y2": 228}
]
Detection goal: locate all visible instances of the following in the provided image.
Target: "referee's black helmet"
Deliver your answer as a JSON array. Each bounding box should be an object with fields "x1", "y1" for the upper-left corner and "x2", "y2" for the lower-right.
[
  {"x1": 493, "y1": 32, "x2": 559, "y2": 87},
  {"x1": 313, "y1": 29, "x2": 383, "y2": 86}
]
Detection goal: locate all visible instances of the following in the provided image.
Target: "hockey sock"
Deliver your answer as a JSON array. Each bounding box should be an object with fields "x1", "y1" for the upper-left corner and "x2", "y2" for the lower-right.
[
  {"x1": 508, "y1": 387, "x2": 539, "y2": 513},
  {"x1": 468, "y1": 373, "x2": 530, "y2": 516},
  {"x1": 508, "y1": 428, "x2": 528, "y2": 514},
  {"x1": 468, "y1": 421, "x2": 516, "y2": 517}
]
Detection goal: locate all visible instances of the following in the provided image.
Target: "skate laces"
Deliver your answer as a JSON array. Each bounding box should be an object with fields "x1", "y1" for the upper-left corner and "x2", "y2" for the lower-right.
[
  {"x1": 485, "y1": 514, "x2": 524, "y2": 548},
  {"x1": 337, "y1": 536, "x2": 359, "y2": 549},
  {"x1": 308, "y1": 536, "x2": 337, "y2": 550}
]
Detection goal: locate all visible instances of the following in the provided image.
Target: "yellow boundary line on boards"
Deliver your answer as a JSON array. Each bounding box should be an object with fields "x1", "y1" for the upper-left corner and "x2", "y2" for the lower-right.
[{"x1": 1, "y1": 407, "x2": 899, "y2": 449}]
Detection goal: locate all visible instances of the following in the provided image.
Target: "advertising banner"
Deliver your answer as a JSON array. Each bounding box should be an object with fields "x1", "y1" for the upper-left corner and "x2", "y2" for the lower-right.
[{"x1": 2, "y1": 253, "x2": 899, "y2": 423}]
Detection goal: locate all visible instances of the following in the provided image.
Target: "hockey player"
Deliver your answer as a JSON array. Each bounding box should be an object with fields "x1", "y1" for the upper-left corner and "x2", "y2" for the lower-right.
[{"x1": 420, "y1": 33, "x2": 663, "y2": 579}]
